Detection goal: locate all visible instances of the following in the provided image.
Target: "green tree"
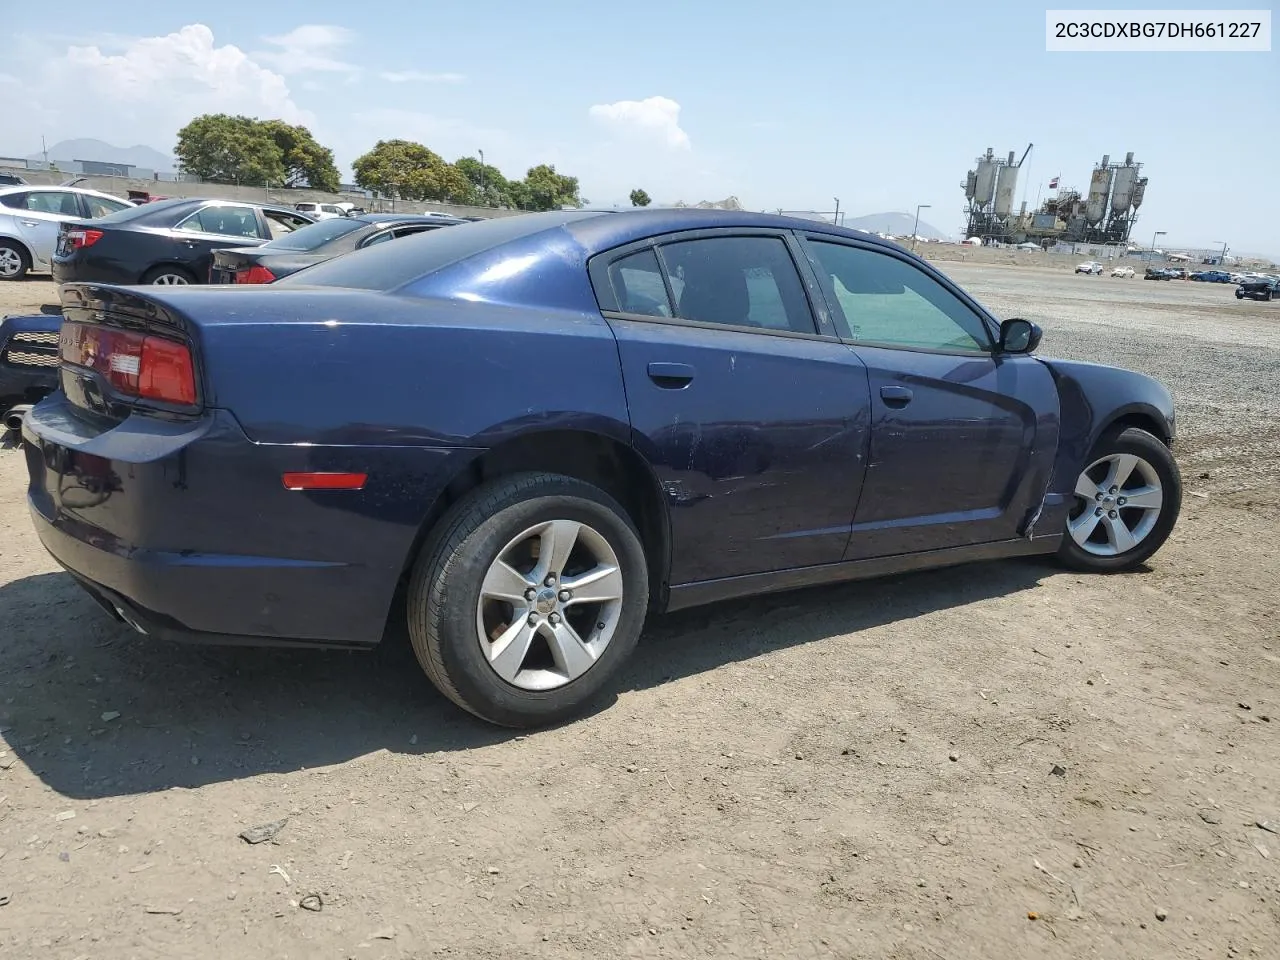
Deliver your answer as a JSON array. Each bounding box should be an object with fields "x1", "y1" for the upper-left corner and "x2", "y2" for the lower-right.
[
  {"x1": 353, "y1": 140, "x2": 472, "y2": 202},
  {"x1": 513, "y1": 164, "x2": 581, "y2": 211},
  {"x1": 175, "y1": 114, "x2": 285, "y2": 185},
  {"x1": 629, "y1": 188, "x2": 651, "y2": 207},
  {"x1": 261, "y1": 120, "x2": 340, "y2": 192},
  {"x1": 454, "y1": 156, "x2": 510, "y2": 207}
]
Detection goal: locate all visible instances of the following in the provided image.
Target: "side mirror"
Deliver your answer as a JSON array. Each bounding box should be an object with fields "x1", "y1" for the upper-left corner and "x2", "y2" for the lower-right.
[{"x1": 999, "y1": 317, "x2": 1042, "y2": 354}]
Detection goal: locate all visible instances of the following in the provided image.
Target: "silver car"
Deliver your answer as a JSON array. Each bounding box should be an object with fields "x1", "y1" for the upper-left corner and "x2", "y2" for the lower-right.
[{"x1": 0, "y1": 185, "x2": 134, "y2": 280}]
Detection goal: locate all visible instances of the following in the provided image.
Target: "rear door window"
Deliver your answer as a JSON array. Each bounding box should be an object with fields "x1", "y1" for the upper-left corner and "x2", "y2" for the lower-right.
[
  {"x1": 658, "y1": 236, "x2": 816, "y2": 334},
  {"x1": 24, "y1": 191, "x2": 83, "y2": 216},
  {"x1": 177, "y1": 205, "x2": 264, "y2": 239}
]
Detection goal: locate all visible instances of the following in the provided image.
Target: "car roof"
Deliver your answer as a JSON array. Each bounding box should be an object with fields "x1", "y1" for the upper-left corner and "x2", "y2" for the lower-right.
[
  {"x1": 277, "y1": 207, "x2": 916, "y2": 305},
  {"x1": 0, "y1": 184, "x2": 125, "y2": 199},
  {"x1": 355, "y1": 213, "x2": 468, "y2": 226},
  {"x1": 558, "y1": 207, "x2": 908, "y2": 256}
]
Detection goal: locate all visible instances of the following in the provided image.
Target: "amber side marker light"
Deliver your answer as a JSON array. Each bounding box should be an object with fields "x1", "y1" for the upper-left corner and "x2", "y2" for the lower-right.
[{"x1": 281, "y1": 472, "x2": 368, "y2": 491}]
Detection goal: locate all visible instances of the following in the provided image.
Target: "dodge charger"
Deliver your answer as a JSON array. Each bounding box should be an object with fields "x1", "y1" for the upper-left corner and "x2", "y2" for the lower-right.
[{"x1": 22, "y1": 209, "x2": 1182, "y2": 727}]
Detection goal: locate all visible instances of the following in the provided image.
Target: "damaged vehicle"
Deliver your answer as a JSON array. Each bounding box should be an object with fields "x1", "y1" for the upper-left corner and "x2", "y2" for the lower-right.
[{"x1": 21, "y1": 209, "x2": 1182, "y2": 727}]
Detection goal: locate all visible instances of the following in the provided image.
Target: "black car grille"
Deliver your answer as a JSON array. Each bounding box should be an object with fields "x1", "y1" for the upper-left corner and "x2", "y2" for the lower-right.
[{"x1": 2, "y1": 331, "x2": 60, "y2": 369}]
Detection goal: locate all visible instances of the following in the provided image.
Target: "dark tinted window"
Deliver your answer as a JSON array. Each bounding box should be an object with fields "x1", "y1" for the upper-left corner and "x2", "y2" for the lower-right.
[
  {"x1": 176, "y1": 205, "x2": 262, "y2": 239},
  {"x1": 608, "y1": 249, "x2": 671, "y2": 317},
  {"x1": 660, "y1": 236, "x2": 815, "y2": 333},
  {"x1": 278, "y1": 211, "x2": 600, "y2": 291},
  {"x1": 807, "y1": 241, "x2": 992, "y2": 352},
  {"x1": 24, "y1": 191, "x2": 82, "y2": 215},
  {"x1": 259, "y1": 216, "x2": 365, "y2": 251},
  {"x1": 0, "y1": 192, "x2": 29, "y2": 210}
]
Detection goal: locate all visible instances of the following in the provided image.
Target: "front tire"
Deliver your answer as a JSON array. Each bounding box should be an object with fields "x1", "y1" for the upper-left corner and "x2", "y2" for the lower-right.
[
  {"x1": 407, "y1": 472, "x2": 650, "y2": 727},
  {"x1": 1058, "y1": 427, "x2": 1181, "y2": 572}
]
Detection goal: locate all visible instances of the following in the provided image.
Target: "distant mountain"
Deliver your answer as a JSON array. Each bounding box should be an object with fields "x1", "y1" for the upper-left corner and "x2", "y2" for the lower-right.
[
  {"x1": 842, "y1": 212, "x2": 947, "y2": 240},
  {"x1": 25, "y1": 139, "x2": 173, "y2": 172}
]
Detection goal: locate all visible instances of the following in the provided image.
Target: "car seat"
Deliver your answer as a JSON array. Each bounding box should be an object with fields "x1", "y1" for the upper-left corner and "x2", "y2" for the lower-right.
[{"x1": 677, "y1": 262, "x2": 752, "y2": 326}]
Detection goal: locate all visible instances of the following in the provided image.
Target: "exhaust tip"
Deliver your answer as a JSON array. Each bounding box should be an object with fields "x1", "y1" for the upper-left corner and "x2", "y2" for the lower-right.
[{"x1": 3, "y1": 404, "x2": 33, "y2": 433}]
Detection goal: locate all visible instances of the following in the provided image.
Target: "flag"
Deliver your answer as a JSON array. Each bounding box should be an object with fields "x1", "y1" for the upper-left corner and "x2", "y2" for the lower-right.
[{"x1": 1049, "y1": 176, "x2": 1060, "y2": 189}]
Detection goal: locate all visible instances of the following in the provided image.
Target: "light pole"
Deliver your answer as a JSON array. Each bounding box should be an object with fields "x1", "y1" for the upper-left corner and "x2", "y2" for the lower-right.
[
  {"x1": 1211, "y1": 240, "x2": 1228, "y2": 266},
  {"x1": 478, "y1": 149, "x2": 486, "y2": 205},
  {"x1": 1150, "y1": 230, "x2": 1166, "y2": 258},
  {"x1": 833, "y1": 197, "x2": 840, "y2": 227},
  {"x1": 911, "y1": 204, "x2": 931, "y2": 253}
]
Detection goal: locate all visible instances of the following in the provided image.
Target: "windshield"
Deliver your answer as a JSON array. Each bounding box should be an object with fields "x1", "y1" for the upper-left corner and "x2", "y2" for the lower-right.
[{"x1": 259, "y1": 216, "x2": 364, "y2": 251}]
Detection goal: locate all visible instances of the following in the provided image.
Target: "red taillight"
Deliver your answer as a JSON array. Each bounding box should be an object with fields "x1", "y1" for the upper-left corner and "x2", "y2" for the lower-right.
[
  {"x1": 235, "y1": 265, "x2": 276, "y2": 284},
  {"x1": 66, "y1": 228, "x2": 103, "y2": 250},
  {"x1": 60, "y1": 323, "x2": 197, "y2": 406}
]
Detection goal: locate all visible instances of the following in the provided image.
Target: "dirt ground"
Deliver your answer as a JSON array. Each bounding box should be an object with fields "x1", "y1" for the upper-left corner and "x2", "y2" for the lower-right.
[{"x1": 1, "y1": 265, "x2": 1278, "y2": 960}]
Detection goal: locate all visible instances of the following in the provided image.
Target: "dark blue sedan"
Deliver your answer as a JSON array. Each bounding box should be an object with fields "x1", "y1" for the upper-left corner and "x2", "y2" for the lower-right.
[{"x1": 21, "y1": 209, "x2": 1182, "y2": 727}]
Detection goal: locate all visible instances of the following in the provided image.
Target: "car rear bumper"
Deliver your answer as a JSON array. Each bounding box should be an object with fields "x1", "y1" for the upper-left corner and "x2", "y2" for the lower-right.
[
  {"x1": 52, "y1": 253, "x2": 134, "y2": 285},
  {"x1": 23, "y1": 394, "x2": 476, "y2": 647}
]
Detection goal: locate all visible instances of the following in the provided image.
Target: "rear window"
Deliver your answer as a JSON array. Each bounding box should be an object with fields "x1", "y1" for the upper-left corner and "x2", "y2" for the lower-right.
[
  {"x1": 259, "y1": 216, "x2": 365, "y2": 251},
  {"x1": 89, "y1": 197, "x2": 191, "y2": 224},
  {"x1": 277, "y1": 211, "x2": 601, "y2": 291}
]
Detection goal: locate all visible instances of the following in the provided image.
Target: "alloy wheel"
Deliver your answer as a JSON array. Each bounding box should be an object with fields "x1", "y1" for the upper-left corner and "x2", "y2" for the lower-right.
[
  {"x1": 152, "y1": 273, "x2": 190, "y2": 285},
  {"x1": 0, "y1": 248, "x2": 22, "y2": 277},
  {"x1": 1067, "y1": 452, "x2": 1164, "y2": 556},
  {"x1": 475, "y1": 519, "x2": 625, "y2": 691}
]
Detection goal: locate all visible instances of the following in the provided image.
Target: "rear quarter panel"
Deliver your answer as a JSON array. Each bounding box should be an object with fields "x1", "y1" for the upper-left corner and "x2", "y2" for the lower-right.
[{"x1": 180, "y1": 289, "x2": 633, "y2": 448}]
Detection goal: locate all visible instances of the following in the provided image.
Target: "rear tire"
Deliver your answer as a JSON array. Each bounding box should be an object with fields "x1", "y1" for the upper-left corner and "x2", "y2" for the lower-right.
[
  {"x1": 0, "y1": 241, "x2": 30, "y2": 281},
  {"x1": 141, "y1": 265, "x2": 196, "y2": 285},
  {"x1": 407, "y1": 472, "x2": 649, "y2": 728},
  {"x1": 1057, "y1": 427, "x2": 1181, "y2": 573}
]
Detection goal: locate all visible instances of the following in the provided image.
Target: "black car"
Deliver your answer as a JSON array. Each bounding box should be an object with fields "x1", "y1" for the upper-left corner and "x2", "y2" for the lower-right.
[
  {"x1": 1236, "y1": 276, "x2": 1279, "y2": 301},
  {"x1": 51, "y1": 198, "x2": 316, "y2": 286},
  {"x1": 1144, "y1": 267, "x2": 1174, "y2": 280},
  {"x1": 209, "y1": 213, "x2": 468, "y2": 284}
]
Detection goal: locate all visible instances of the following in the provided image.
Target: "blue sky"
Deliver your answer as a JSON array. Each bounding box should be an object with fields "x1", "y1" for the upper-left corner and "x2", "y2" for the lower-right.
[{"x1": 2, "y1": 1, "x2": 1276, "y2": 255}]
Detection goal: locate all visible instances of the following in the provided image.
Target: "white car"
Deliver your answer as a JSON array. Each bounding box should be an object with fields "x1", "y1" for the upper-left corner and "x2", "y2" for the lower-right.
[
  {"x1": 294, "y1": 202, "x2": 350, "y2": 221},
  {"x1": 1075, "y1": 261, "x2": 1104, "y2": 275},
  {"x1": 0, "y1": 185, "x2": 134, "y2": 280},
  {"x1": 1111, "y1": 266, "x2": 1135, "y2": 278}
]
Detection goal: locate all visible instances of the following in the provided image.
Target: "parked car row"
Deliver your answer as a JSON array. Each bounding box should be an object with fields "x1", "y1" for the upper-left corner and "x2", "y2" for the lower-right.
[
  {"x1": 0, "y1": 185, "x2": 136, "y2": 280},
  {"x1": 2, "y1": 195, "x2": 474, "y2": 420},
  {"x1": 2, "y1": 186, "x2": 473, "y2": 285}
]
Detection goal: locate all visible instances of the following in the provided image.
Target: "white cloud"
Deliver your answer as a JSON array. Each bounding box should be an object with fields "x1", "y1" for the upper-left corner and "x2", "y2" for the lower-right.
[
  {"x1": 256, "y1": 25, "x2": 357, "y2": 75},
  {"x1": 379, "y1": 70, "x2": 466, "y2": 84},
  {"x1": 2, "y1": 25, "x2": 312, "y2": 160},
  {"x1": 588, "y1": 96, "x2": 691, "y2": 150},
  {"x1": 0, "y1": 73, "x2": 18, "y2": 85}
]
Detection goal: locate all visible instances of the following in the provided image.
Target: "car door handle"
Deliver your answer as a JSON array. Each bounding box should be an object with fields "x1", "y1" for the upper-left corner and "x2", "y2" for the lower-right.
[
  {"x1": 20, "y1": 220, "x2": 40, "y2": 228},
  {"x1": 647, "y1": 362, "x2": 695, "y2": 388},
  {"x1": 880, "y1": 385, "x2": 914, "y2": 407}
]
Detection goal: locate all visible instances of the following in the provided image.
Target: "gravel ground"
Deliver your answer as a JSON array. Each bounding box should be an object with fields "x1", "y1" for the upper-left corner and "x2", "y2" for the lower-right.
[{"x1": 0, "y1": 269, "x2": 1277, "y2": 960}]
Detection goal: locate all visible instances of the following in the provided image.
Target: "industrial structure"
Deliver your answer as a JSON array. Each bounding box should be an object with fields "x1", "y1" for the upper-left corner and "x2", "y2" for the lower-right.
[
  {"x1": 962, "y1": 148, "x2": 1149, "y2": 246},
  {"x1": 962, "y1": 145, "x2": 1032, "y2": 244}
]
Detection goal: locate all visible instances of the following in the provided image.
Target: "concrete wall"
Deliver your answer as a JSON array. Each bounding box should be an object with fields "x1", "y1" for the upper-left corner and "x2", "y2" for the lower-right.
[{"x1": 0, "y1": 165, "x2": 519, "y2": 220}]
